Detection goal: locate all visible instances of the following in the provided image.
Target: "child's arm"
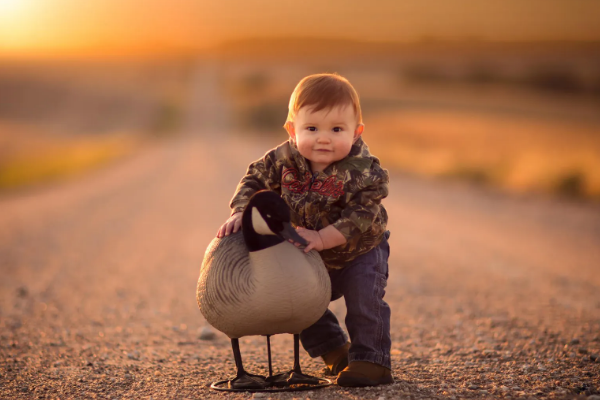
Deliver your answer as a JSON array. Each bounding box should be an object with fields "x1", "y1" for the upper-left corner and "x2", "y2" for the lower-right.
[
  {"x1": 229, "y1": 151, "x2": 280, "y2": 214},
  {"x1": 292, "y1": 225, "x2": 347, "y2": 253},
  {"x1": 217, "y1": 150, "x2": 280, "y2": 237}
]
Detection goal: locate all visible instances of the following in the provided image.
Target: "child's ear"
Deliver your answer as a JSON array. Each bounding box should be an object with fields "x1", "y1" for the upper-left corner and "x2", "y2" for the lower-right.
[
  {"x1": 353, "y1": 124, "x2": 364, "y2": 142},
  {"x1": 285, "y1": 121, "x2": 296, "y2": 140}
]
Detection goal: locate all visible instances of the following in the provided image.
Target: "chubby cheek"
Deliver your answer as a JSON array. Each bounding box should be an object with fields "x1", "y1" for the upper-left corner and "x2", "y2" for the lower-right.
[
  {"x1": 295, "y1": 137, "x2": 314, "y2": 157},
  {"x1": 334, "y1": 139, "x2": 353, "y2": 157}
]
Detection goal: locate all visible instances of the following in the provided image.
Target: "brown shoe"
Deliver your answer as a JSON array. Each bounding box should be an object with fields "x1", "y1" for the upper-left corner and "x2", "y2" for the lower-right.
[
  {"x1": 336, "y1": 361, "x2": 394, "y2": 387},
  {"x1": 321, "y1": 342, "x2": 350, "y2": 376}
]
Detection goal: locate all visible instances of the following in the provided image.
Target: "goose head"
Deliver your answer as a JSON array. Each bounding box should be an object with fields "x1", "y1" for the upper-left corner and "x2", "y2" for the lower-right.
[{"x1": 241, "y1": 190, "x2": 308, "y2": 252}]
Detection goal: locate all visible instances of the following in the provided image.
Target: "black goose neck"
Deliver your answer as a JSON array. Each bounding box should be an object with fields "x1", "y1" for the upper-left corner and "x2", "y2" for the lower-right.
[{"x1": 242, "y1": 206, "x2": 284, "y2": 252}]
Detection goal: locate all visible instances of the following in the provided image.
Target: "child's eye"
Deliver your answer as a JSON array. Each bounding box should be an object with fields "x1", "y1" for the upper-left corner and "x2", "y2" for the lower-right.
[
  {"x1": 333, "y1": 127, "x2": 343, "y2": 132},
  {"x1": 307, "y1": 126, "x2": 317, "y2": 132}
]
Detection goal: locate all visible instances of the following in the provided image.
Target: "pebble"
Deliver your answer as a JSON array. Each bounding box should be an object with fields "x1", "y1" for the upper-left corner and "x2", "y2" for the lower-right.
[
  {"x1": 252, "y1": 393, "x2": 266, "y2": 398},
  {"x1": 468, "y1": 384, "x2": 479, "y2": 390},
  {"x1": 378, "y1": 397, "x2": 386, "y2": 400},
  {"x1": 587, "y1": 396, "x2": 600, "y2": 400},
  {"x1": 199, "y1": 326, "x2": 216, "y2": 340}
]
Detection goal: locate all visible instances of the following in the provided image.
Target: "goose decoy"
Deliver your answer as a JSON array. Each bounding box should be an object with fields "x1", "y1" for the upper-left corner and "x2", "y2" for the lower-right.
[{"x1": 197, "y1": 190, "x2": 331, "y2": 390}]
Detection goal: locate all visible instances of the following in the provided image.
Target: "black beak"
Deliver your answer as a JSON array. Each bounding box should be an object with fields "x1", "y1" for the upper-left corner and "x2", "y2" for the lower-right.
[{"x1": 278, "y1": 222, "x2": 308, "y2": 246}]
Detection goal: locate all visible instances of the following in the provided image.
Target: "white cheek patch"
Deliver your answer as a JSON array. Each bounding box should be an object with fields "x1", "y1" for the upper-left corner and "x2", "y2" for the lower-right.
[{"x1": 252, "y1": 207, "x2": 276, "y2": 235}]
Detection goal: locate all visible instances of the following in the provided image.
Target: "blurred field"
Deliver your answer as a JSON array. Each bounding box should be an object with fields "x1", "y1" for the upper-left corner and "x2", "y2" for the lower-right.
[
  {"x1": 0, "y1": 125, "x2": 140, "y2": 191},
  {"x1": 0, "y1": 58, "x2": 189, "y2": 191},
  {"x1": 367, "y1": 108, "x2": 600, "y2": 199},
  {"x1": 1, "y1": 40, "x2": 599, "y2": 199}
]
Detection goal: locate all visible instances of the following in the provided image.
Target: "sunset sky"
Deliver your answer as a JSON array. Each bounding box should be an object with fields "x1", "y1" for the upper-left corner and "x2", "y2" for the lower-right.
[{"x1": 1, "y1": 0, "x2": 599, "y2": 57}]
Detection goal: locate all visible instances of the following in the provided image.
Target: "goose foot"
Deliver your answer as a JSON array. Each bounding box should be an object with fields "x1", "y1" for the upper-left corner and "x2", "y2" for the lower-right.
[
  {"x1": 228, "y1": 373, "x2": 268, "y2": 389},
  {"x1": 266, "y1": 370, "x2": 321, "y2": 387}
]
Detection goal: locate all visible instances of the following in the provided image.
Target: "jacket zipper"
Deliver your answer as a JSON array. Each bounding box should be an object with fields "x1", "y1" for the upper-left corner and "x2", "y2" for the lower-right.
[{"x1": 302, "y1": 171, "x2": 319, "y2": 228}]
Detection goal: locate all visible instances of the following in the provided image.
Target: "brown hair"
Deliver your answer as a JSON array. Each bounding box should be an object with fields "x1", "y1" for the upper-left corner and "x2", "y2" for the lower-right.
[{"x1": 285, "y1": 73, "x2": 363, "y2": 126}]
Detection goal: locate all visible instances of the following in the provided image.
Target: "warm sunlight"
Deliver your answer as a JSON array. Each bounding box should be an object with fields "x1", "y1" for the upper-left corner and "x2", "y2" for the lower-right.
[
  {"x1": 0, "y1": 0, "x2": 599, "y2": 58},
  {"x1": 0, "y1": 0, "x2": 25, "y2": 13},
  {"x1": 0, "y1": 0, "x2": 36, "y2": 52}
]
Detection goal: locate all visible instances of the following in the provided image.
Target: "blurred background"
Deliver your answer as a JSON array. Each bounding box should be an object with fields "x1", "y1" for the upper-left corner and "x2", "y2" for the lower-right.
[{"x1": 1, "y1": 0, "x2": 599, "y2": 199}]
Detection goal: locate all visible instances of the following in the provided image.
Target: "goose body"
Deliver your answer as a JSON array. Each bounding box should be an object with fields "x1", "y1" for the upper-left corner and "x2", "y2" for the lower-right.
[
  {"x1": 197, "y1": 231, "x2": 330, "y2": 339},
  {"x1": 196, "y1": 190, "x2": 332, "y2": 389}
]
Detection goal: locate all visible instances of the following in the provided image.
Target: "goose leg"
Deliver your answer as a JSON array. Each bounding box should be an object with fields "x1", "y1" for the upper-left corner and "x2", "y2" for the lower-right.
[
  {"x1": 267, "y1": 334, "x2": 321, "y2": 387},
  {"x1": 266, "y1": 335, "x2": 273, "y2": 378},
  {"x1": 228, "y1": 338, "x2": 267, "y2": 389},
  {"x1": 287, "y1": 334, "x2": 321, "y2": 385}
]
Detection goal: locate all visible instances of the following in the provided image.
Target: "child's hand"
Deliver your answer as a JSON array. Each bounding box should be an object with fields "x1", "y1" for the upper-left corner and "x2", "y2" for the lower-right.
[
  {"x1": 216, "y1": 212, "x2": 243, "y2": 238},
  {"x1": 290, "y1": 227, "x2": 324, "y2": 253}
]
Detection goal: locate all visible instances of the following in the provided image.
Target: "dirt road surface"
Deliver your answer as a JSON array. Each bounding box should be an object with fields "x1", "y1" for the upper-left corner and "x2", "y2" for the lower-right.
[{"x1": 1, "y1": 132, "x2": 599, "y2": 400}]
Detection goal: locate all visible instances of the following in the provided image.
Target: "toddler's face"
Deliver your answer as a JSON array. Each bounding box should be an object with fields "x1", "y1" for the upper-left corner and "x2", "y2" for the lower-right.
[{"x1": 286, "y1": 105, "x2": 363, "y2": 172}]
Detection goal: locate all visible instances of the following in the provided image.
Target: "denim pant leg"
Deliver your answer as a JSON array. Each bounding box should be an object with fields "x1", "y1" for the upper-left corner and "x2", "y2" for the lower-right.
[
  {"x1": 341, "y1": 233, "x2": 391, "y2": 369},
  {"x1": 300, "y1": 283, "x2": 349, "y2": 357},
  {"x1": 300, "y1": 232, "x2": 392, "y2": 369}
]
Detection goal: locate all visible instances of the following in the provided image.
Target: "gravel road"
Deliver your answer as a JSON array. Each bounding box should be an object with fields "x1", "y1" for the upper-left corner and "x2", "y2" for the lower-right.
[{"x1": 1, "y1": 133, "x2": 599, "y2": 400}]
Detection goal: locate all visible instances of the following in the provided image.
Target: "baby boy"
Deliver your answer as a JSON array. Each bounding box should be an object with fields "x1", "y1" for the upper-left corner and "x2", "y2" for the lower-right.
[{"x1": 217, "y1": 73, "x2": 392, "y2": 387}]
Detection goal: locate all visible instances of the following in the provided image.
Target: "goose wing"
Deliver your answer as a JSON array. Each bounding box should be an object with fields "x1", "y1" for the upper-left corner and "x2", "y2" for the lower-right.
[{"x1": 197, "y1": 232, "x2": 254, "y2": 326}]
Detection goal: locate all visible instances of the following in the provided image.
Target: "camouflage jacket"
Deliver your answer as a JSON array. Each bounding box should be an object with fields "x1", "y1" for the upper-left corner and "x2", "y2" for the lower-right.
[{"x1": 229, "y1": 137, "x2": 389, "y2": 269}]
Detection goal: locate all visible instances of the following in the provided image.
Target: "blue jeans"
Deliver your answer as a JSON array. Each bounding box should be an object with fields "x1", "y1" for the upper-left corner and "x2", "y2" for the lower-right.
[{"x1": 300, "y1": 231, "x2": 392, "y2": 369}]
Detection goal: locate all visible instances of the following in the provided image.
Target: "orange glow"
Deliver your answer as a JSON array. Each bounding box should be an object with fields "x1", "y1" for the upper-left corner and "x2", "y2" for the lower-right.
[{"x1": 1, "y1": 0, "x2": 600, "y2": 58}]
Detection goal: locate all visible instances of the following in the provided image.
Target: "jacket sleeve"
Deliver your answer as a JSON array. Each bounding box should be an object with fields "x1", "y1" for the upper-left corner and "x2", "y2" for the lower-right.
[
  {"x1": 331, "y1": 166, "x2": 389, "y2": 241},
  {"x1": 229, "y1": 150, "x2": 281, "y2": 215}
]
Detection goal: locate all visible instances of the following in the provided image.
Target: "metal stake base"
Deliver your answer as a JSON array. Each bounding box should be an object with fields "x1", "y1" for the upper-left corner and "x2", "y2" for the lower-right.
[{"x1": 210, "y1": 377, "x2": 332, "y2": 392}]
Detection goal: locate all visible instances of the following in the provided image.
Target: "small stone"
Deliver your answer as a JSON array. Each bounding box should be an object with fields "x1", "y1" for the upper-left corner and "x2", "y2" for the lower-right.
[
  {"x1": 154, "y1": 371, "x2": 161, "y2": 376},
  {"x1": 500, "y1": 386, "x2": 509, "y2": 391},
  {"x1": 199, "y1": 326, "x2": 216, "y2": 340},
  {"x1": 468, "y1": 384, "x2": 479, "y2": 390},
  {"x1": 570, "y1": 338, "x2": 580, "y2": 345},
  {"x1": 512, "y1": 386, "x2": 522, "y2": 391},
  {"x1": 465, "y1": 361, "x2": 476, "y2": 367},
  {"x1": 587, "y1": 396, "x2": 600, "y2": 400},
  {"x1": 579, "y1": 348, "x2": 589, "y2": 354},
  {"x1": 479, "y1": 390, "x2": 488, "y2": 394},
  {"x1": 378, "y1": 397, "x2": 386, "y2": 400},
  {"x1": 252, "y1": 393, "x2": 266, "y2": 398},
  {"x1": 590, "y1": 354, "x2": 599, "y2": 362}
]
